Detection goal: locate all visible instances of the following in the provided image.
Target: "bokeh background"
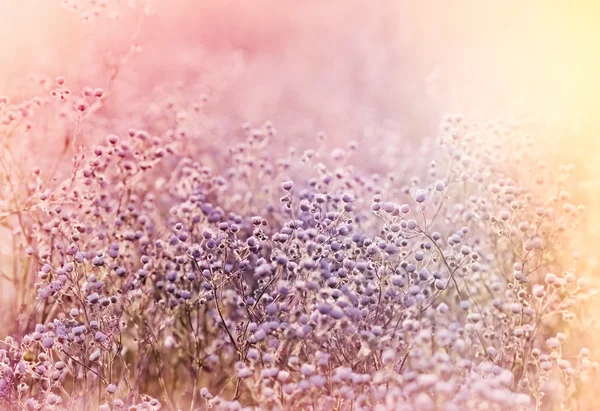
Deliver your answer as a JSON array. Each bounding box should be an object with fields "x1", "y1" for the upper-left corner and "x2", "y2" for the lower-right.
[{"x1": 2, "y1": 0, "x2": 600, "y2": 135}]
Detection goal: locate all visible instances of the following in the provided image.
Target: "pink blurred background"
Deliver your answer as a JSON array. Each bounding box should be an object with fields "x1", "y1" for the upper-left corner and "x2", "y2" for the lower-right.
[{"x1": 2, "y1": 0, "x2": 599, "y2": 140}]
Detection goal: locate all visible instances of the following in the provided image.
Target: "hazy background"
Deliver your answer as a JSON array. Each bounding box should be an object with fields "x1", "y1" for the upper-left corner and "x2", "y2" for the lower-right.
[{"x1": 2, "y1": 0, "x2": 599, "y2": 138}]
